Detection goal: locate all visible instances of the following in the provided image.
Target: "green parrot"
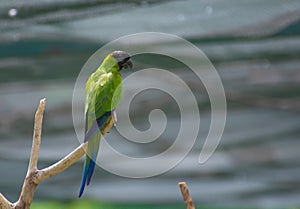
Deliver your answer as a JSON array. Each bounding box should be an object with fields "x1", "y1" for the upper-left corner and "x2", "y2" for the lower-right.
[{"x1": 79, "y1": 51, "x2": 133, "y2": 197}]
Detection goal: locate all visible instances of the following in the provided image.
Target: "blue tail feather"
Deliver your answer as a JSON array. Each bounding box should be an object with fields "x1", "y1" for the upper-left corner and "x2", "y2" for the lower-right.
[
  {"x1": 78, "y1": 157, "x2": 90, "y2": 198},
  {"x1": 86, "y1": 160, "x2": 96, "y2": 186},
  {"x1": 79, "y1": 111, "x2": 112, "y2": 198},
  {"x1": 79, "y1": 153, "x2": 97, "y2": 198}
]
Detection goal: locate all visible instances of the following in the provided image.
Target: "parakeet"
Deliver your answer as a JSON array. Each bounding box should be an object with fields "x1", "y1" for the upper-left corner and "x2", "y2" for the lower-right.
[{"x1": 79, "y1": 51, "x2": 132, "y2": 197}]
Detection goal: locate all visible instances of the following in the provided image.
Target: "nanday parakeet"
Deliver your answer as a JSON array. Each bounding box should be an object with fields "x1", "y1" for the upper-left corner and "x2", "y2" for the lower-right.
[{"x1": 79, "y1": 51, "x2": 133, "y2": 197}]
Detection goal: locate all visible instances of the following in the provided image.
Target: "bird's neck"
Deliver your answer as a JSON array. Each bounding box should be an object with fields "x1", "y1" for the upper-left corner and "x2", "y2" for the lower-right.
[{"x1": 99, "y1": 56, "x2": 119, "y2": 73}]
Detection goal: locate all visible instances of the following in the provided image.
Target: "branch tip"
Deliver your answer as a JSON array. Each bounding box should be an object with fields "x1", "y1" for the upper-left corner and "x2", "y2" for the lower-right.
[
  {"x1": 40, "y1": 98, "x2": 46, "y2": 105},
  {"x1": 28, "y1": 98, "x2": 46, "y2": 172},
  {"x1": 179, "y1": 182, "x2": 195, "y2": 209}
]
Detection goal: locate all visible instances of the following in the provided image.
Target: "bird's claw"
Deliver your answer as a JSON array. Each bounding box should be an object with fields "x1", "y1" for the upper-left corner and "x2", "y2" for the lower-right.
[{"x1": 112, "y1": 110, "x2": 117, "y2": 126}]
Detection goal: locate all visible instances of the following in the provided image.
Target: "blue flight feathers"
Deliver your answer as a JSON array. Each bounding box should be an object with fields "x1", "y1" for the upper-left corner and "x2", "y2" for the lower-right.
[{"x1": 78, "y1": 111, "x2": 111, "y2": 198}]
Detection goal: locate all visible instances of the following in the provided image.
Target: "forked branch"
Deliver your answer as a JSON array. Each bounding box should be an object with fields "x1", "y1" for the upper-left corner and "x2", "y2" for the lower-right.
[
  {"x1": 0, "y1": 99, "x2": 196, "y2": 209},
  {"x1": 0, "y1": 98, "x2": 114, "y2": 209}
]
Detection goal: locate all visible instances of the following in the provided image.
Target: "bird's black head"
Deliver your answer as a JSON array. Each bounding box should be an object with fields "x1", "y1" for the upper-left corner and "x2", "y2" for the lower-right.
[{"x1": 111, "y1": 51, "x2": 133, "y2": 70}]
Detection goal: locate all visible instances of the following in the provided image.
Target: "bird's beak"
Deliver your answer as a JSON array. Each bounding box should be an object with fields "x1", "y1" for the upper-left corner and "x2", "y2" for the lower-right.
[
  {"x1": 122, "y1": 58, "x2": 133, "y2": 69},
  {"x1": 111, "y1": 51, "x2": 133, "y2": 70}
]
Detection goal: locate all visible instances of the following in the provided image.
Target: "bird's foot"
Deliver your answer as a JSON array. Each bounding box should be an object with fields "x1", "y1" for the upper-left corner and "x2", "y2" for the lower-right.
[{"x1": 112, "y1": 110, "x2": 117, "y2": 126}]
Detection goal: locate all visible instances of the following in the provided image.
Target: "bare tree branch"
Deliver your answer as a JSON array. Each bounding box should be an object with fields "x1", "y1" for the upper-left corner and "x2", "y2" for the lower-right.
[
  {"x1": 28, "y1": 98, "x2": 45, "y2": 172},
  {"x1": 0, "y1": 98, "x2": 114, "y2": 209},
  {"x1": 0, "y1": 99, "x2": 198, "y2": 209},
  {"x1": 35, "y1": 115, "x2": 114, "y2": 184},
  {"x1": 179, "y1": 182, "x2": 195, "y2": 209},
  {"x1": 35, "y1": 143, "x2": 87, "y2": 184},
  {"x1": 0, "y1": 193, "x2": 13, "y2": 209},
  {"x1": 15, "y1": 99, "x2": 46, "y2": 209}
]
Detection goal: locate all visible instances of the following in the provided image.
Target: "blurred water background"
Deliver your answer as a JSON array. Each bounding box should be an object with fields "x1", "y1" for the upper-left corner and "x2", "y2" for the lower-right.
[{"x1": 0, "y1": 0, "x2": 300, "y2": 208}]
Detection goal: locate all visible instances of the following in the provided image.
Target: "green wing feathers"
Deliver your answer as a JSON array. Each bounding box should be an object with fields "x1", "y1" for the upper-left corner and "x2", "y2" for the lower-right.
[
  {"x1": 79, "y1": 51, "x2": 131, "y2": 197},
  {"x1": 79, "y1": 61, "x2": 122, "y2": 197}
]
